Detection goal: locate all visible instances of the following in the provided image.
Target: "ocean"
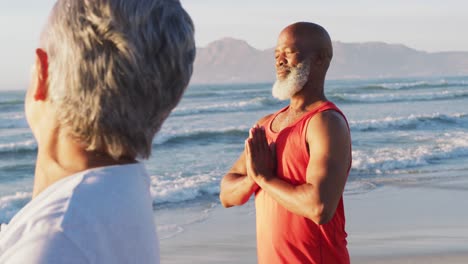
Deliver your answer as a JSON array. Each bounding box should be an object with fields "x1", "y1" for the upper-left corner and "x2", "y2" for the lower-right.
[{"x1": 1, "y1": 76, "x2": 468, "y2": 239}]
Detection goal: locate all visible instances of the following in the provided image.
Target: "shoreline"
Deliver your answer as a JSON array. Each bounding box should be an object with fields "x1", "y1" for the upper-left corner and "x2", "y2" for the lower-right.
[
  {"x1": 352, "y1": 252, "x2": 468, "y2": 264},
  {"x1": 158, "y1": 175, "x2": 468, "y2": 263},
  {"x1": 158, "y1": 201, "x2": 257, "y2": 264}
]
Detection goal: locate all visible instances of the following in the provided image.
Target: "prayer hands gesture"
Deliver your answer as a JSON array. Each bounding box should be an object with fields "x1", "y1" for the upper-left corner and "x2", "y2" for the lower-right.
[{"x1": 245, "y1": 125, "x2": 276, "y2": 183}]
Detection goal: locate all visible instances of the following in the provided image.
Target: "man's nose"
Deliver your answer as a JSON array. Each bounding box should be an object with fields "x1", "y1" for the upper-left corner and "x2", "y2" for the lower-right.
[{"x1": 276, "y1": 54, "x2": 287, "y2": 68}]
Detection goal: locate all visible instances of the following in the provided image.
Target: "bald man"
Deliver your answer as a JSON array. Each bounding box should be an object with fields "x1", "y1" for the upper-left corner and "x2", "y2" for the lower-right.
[{"x1": 220, "y1": 22, "x2": 351, "y2": 264}]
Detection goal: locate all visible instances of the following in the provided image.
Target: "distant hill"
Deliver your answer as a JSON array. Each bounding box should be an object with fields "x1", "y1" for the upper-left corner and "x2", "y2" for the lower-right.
[{"x1": 191, "y1": 38, "x2": 468, "y2": 84}]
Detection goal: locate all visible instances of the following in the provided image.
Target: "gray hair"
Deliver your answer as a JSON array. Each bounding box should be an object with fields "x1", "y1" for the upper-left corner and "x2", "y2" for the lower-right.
[{"x1": 40, "y1": 0, "x2": 195, "y2": 159}]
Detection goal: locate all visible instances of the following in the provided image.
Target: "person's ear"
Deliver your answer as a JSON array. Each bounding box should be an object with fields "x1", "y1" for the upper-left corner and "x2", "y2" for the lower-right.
[
  {"x1": 314, "y1": 52, "x2": 326, "y2": 66},
  {"x1": 33, "y1": 48, "x2": 49, "y2": 101}
]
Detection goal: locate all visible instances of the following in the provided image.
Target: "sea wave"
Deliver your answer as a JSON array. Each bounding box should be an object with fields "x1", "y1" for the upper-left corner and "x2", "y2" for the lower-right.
[
  {"x1": 0, "y1": 99, "x2": 24, "y2": 106},
  {"x1": 172, "y1": 97, "x2": 279, "y2": 116},
  {"x1": 0, "y1": 127, "x2": 248, "y2": 156},
  {"x1": 0, "y1": 112, "x2": 28, "y2": 129},
  {"x1": 149, "y1": 172, "x2": 220, "y2": 205},
  {"x1": 0, "y1": 163, "x2": 35, "y2": 183},
  {"x1": 0, "y1": 99, "x2": 24, "y2": 113},
  {"x1": 0, "y1": 192, "x2": 31, "y2": 223},
  {"x1": 0, "y1": 140, "x2": 37, "y2": 154},
  {"x1": 0, "y1": 128, "x2": 248, "y2": 155},
  {"x1": 349, "y1": 112, "x2": 468, "y2": 131},
  {"x1": 358, "y1": 80, "x2": 467, "y2": 91},
  {"x1": 184, "y1": 87, "x2": 269, "y2": 99},
  {"x1": 352, "y1": 131, "x2": 468, "y2": 175},
  {"x1": 154, "y1": 127, "x2": 249, "y2": 146},
  {"x1": 331, "y1": 89, "x2": 468, "y2": 104}
]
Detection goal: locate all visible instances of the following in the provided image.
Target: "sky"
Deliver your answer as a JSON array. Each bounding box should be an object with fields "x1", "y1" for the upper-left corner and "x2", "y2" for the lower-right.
[{"x1": 1, "y1": 0, "x2": 467, "y2": 90}]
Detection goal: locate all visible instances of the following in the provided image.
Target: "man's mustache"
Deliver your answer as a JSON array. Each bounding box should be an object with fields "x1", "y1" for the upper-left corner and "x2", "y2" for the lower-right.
[{"x1": 276, "y1": 66, "x2": 290, "y2": 71}]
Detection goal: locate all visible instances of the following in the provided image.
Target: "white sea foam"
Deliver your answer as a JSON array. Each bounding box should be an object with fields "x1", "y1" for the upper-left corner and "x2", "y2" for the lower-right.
[
  {"x1": 349, "y1": 112, "x2": 467, "y2": 131},
  {"x1": 334, "y1": 89, "x2": 468, "y2": 103},
  {"x1": 0, "y1": 112, "x2": 24, "y2": 120},
  {"x1": 368, "y1": 79, "x2": 467, "y2": 90},
  {"x1": 149, "y1": 173, "x2": 220, "y2": 205},
  {"x1": 173, "y1": 97, "x2": 276, "y2": 116},
  {"x1": 185, "y1": 87, "x2": 268, "y2": 98},
  {"x1": 0, "y1": 140, "x2": 37, "y2": 153},
  {"x1": 0, "y1": 192, "x2": 31, "y2": 223},
  {"x1": 352, "y1": 131, "x2": 468, "y2": 174},
  {"x1": 157, "y1": 224, "x2": 185, "y2": 239},
  {"x1": 153, "y1": 112, "x2": 467, "y2": 147},
  {"x1": 156, "y1": 203, "x2": 216, "y2": 240},
  {"x1": 344, "y1": 181, "x2": 378, "y2": 195},
  {"x1": 0, "y1": 112, "x2": 28, "y2": 129},
  {"x1": 379, "y1": 80, "x2": 430, "y2": 89},
  {"x1": 153, "y1": 125, "x2": 249, "y2": 145}
]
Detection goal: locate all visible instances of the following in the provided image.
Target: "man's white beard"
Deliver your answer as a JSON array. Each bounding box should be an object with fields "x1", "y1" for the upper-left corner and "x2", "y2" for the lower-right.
[{"x1": 272, "y1": 61, "x2": 310, "y2": 100}]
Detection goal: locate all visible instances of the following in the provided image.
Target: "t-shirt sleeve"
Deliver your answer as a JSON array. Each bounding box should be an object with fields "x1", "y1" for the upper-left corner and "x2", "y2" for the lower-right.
[{"x1": 0, "y1": 229, "x2": 90, "y2": 264}]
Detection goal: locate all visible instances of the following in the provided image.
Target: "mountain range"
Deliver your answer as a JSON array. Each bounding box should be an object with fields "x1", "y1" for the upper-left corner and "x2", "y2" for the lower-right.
[{"x1": 191, "y1": 38, "x2": 468, "y2": 84}]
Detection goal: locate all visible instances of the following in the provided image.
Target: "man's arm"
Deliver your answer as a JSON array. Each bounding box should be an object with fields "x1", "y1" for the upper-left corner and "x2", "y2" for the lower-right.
[
  {"x1": 246, "y1": 111, "x2": 351, "y2": 224},
  {"x1": 219, "y1": 151, "x2": 258, "y2": 208},
  {"x1": 219, "y1": 114, "x2": 273, "y2": 208}
]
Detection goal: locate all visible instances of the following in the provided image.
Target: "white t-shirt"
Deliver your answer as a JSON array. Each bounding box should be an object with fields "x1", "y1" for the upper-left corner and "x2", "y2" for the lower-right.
[{"x1": 0, "y1": 163, "x2": 160, "y2": 264}]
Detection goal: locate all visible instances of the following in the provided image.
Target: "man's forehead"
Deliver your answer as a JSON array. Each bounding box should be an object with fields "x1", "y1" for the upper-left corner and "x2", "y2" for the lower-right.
[
  {"x1": 275, "y1": 45, "x2": 298, "y2": 53},
  {"x1": 276, "y1": 33, "x2": 302, "y2": 51}
]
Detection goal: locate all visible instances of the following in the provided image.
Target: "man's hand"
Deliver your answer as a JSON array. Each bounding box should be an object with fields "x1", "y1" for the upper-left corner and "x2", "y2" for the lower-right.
[
  {"x1": 245, "y1": 125, "x2": 276, "y2": 184},
  {"x1": 219, "y1": 114, "x2": 274, "y2": 208}
]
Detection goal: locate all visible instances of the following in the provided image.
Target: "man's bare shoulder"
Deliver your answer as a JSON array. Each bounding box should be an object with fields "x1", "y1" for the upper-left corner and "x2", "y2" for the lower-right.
[
  {"x1": 310, "y1": 110, "x2": 347, "y2": 128},
  {"x1": 306, "y1": 110, "x2": 349, "y2": 141},
  {"x1": 305, "y1": 110, "x2": 351, "y2": 168}
]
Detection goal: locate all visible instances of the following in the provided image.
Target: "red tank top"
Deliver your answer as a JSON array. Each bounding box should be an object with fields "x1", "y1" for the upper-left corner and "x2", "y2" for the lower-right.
[{"x1": 255, "y1": 101, "x2": 351, "y2": 264}]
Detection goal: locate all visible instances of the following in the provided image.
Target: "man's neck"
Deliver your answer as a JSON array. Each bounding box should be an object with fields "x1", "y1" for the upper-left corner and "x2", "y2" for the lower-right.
[
  {"x1": 289, "y1": 78, "x2": 327, "y2": 112},
  {"x1": 32, "y1": 125, "x2": 135, "y2": 198}
]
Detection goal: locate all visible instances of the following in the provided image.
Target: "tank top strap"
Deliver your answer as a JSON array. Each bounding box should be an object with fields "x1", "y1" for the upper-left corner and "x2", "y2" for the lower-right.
[
  {"x1": 264, "y1": 102, "x2": 349, "y2": 141},
  {"x1": 263, "y1": 105, "x2": 288, "y2": 135},
  {"x1": 296, "y1": 101, "x2": 336, "y2": 125}
]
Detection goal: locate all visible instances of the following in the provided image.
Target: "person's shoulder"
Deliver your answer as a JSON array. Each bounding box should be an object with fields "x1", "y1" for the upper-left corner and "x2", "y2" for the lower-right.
[
  {"x1": 0, "y1": 227, "x2": 90, "y2": 263},
  {"x1": 10, "y1": 182, "x2": 75, "y2": 230},
  {"x1": 316, "y1": 109, "x2": 347, "y2": 123},
  {"x1": 307, "y1": 109, "x2": 349, "y2": 135}
]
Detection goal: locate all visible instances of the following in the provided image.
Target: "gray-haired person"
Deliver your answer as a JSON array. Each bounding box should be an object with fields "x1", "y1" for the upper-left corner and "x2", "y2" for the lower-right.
[{"x1": 0, "y1": 0, "x2": 195, "y2": 263}]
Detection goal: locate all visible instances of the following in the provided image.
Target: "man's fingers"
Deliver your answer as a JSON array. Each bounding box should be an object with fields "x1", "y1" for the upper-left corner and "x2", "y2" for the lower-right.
[
  {"x1": 249, "y1": 125, "x2": 273, "y2": 158},
  {"x1": 260, "y1": 127, "x2": 269, "y2": 152},
  {"x1": 270, "y1": 142, "x2": 276, "y2": 158},
  {"x1": 254, "y1": 126, "x2": 267, "y2": 154},
  {"x1": 249, "y1": 138, "x2": 257, "y2": 158},
  {"x1": 251, "y1": 127, "x2": 259, "y2": 154}
]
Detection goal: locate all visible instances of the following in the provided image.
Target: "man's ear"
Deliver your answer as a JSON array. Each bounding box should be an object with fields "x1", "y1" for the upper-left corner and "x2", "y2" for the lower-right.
[
  {"x1": 34, "y1": 48, "x2": 49, "y2": 101},
  {"x1": 314, "y1": 52, "x2": 326, "y2": 66}
]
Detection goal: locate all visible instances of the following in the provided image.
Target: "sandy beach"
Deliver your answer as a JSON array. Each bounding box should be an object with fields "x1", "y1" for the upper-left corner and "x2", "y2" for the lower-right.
[{"x1": 158, "y1": 173, "x2": 468, "y2": 264}]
